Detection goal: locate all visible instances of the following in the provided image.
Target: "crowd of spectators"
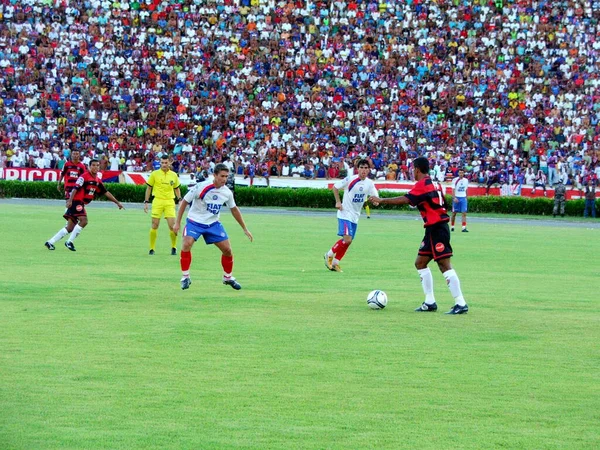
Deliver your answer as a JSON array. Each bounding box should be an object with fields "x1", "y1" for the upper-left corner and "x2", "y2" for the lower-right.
[{"x1": 0, "y1": 0, "x2": 599, "y2": 192}]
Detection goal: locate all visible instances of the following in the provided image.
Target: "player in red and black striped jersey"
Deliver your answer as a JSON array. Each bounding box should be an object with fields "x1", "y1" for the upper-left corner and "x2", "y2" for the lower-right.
[
  {"x1": 368, "y1": 157, "x2": 469, "y2": 315},
  {"x1": 45, "y1": 159, "x2": 124, "y2": 252},
  {"x1": 57, "y1": 149, "x2": 87, "y2": 201}
]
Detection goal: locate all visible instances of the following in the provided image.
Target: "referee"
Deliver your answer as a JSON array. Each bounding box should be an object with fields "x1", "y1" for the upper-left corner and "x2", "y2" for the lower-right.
[{"x1": 144, "y1": 154, "x2": 182, "y2": 255}]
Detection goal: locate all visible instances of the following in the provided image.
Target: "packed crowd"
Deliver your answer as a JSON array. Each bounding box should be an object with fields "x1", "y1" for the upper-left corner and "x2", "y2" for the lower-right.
[{"x1": 0, "y1": 0, "x2": 599, "y2": 190}]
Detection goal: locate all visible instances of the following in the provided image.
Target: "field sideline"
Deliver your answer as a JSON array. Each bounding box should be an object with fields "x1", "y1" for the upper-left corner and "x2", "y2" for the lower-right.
[{"x1": 0, "y1": 201, "x2": 598, "y2": 449}]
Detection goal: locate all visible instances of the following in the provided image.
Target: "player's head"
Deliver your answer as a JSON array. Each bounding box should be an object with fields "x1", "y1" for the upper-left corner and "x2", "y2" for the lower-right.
[
  {"x1": 89, "y1": 159, "x2": 100, "y2": 174},
  {"x1": 356, "y1": 159, "x2": 370, "y2": 179},
  {"x1": 458, "y1": 169, "x2": 465, "y2": 178},
  {"x1": 412, "y1": 157, "x2": 430, "y2": 179},
  {"x1": 213, "y1": 163, "x2": 230, "y2": 188},
  {"x1": 71, "y1": 148, "x2": 80, "y2": 162},
  {"x1": 160, "y1": 154, "x2": 170, "y2": 171}
]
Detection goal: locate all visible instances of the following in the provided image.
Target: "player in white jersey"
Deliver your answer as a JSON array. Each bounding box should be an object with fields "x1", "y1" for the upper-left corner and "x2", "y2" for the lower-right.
[
  {"x1": 324, "y1": 159, "x2": 378, "y2": 272},
  {"x1": 173, "y1": 164, "x2": 253, "y2": 291},
  {"x1": 451, "y1": 168, "x2": 469, "y2": 232}
]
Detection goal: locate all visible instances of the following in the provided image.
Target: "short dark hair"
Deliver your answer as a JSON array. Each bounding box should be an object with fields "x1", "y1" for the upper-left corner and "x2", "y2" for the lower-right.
[
  {"x1": 90, "y1": 159, "x2": 100, "y2": 164},
  {"x1": 357, "y1": 158, "x2": 370, "y2": 168},
  {"x1": 160, "y1": 154, "x2": 169, "y2": 160},
  {"x1": 214, "y1": 163, "x2": 229, "y2": 174},
  {"x1": 413, "y1": 157, "x2": 430, "y2": 175}
]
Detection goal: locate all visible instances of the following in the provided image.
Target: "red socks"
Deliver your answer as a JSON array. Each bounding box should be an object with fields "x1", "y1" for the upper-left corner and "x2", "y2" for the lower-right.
[
  {"x1": 221, "y1": 255, "x2": 233, "y2": 275},
  {"x1": 331, "y1": 239, "x2": 350, "y2": 260},
  {"x1": 180, "y1": 251, "x2": 192, "y2": 272}
]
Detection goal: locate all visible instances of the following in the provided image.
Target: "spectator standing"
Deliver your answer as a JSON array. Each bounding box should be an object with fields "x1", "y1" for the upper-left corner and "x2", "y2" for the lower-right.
[{"x1": 553, "y1": 181, "x2": 567, "y2": 218}]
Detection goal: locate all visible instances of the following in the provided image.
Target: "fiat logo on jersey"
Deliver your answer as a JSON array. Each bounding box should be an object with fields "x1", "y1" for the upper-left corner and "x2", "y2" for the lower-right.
[
  {"x1": 212, "y1": 195, "x2": 218, "y2": 200},
  {"x1": 435, "y1": 243, "x2": 445, "y2": 252}
]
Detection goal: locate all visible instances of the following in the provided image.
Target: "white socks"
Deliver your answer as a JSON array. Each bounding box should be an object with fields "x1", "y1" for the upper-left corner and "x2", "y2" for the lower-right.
[
  {"x1": 68, "y1": 225, "x2": 83, "y2": 243},
  {"x1": 443, "y1": 269, "x2": 466, "y2": 306},
  {"x1": 417, "y1": 268, "x2": 436, "y2": 304},
  {"x1": 418, "y1": 268, "x2": 467, "y2": 306},
  {"x1": 49, "y1": 227, "x2": 69, "y2": 244}
]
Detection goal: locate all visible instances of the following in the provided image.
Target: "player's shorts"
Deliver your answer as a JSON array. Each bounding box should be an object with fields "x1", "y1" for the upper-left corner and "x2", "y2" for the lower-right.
[
  {"x1": 418, "y1": 222, "x2": 453, "y2": 261},
  {"x1": 184, "y1": 219, "x2": 228, "y2": 245},
  {"x1": 151, "y1": 198, "x2": 176, "y2": 219},
  {"x1": 337, "y1": 219, "x2": 358, "y2": 239},
  {"x1": 453, "y1": 197, "x2": 468, "y2": 213},
  {"x1": 63, "y1": 201, "x2": 86, "y2": 221}
]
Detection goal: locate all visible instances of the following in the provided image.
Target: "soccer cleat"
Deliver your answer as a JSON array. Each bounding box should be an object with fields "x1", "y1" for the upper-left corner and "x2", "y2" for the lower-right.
[
  {"x1": 415, "y1": 302, "x2": 438, "y2": 312},
  {"x1": 324, "y1": 253, "x2": 334, "y2": 270},
  {"x1": 64, "y1": 241, "x2": 76, "y2": 252},
  {"x1": 332, "y1": 264, "x2": 343, "y2": 272},
  {"x1": 451, "y1": 227, "x2": 454, "y2": 232},
  {"x1": 445, "y1": 304, "x2": 469, "y2": 315},
  {"x1": 149, "y1": 249, "x2": 155, "y2": 255},
  {"x1": 223, "y1": 277, "x2": 242, "y2": 290},
  {"x1": 181, "y1": 277, "x2": 192, "y2": 290},
  {"x1": 462, "y1": 228, "x2": 469, "y2": 233},
  {"x1": 45, "y1": 242, "x2": 55, "y2": 251},
  {"x1": 171, "y1": 247, "x2": 177, "y2": 256}
]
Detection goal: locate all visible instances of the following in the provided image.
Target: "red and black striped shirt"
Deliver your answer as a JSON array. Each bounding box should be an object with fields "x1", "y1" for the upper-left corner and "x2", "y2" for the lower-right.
[
  {"x1": 72, "y1": 172, "x2": 107, "y2": 204},
  {"x1": 61, "y1": 161, "x2": 87, "y2": 199},
  {"x1": 405, "y1": 177, "x2": 449, "y2": 227}
]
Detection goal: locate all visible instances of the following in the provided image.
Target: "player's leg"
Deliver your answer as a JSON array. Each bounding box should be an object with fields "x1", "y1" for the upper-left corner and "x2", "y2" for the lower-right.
[
  {"x1": 66, "y1": 215, "x2": 88, "y2": 250},
  {"x1": 180, "y1": 235, "x2": 195, "y2": 289},
  {"x1": 45, "y1": 216, "x2": 76, "y2": 250},
  {"x1": 165, "y1": 208, "x2": 178, "y2": 256},
  {"x1": 325, "y1": 220, "x2": 355, "y2": 271},
  {"x1": 214, "y1": 239, "x2": 241, "y2": 290},
  {"x1": 450, "y1": 211, "x2": 456, "y2": 231},
  {"x1": 461, "y1": 212, "x2": 468, "y2": 232},
  {"x1": 149, "y1": 198, "x2": 165, "y2": 254},
  {"x1": 414, "y1": 252, "x2": 437, "y2": 311},
  {"x1": 436, "y1": 255, "x2": 468, "y2": 315},
  {"x1": 365, "y1": 204, "x2": 370, "y2": 218}
]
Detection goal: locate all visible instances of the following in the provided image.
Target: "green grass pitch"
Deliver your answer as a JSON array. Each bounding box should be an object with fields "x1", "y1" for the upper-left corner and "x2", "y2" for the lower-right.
[{"x1": 0, "y1": 202, "x2": 598, "y2": 449}]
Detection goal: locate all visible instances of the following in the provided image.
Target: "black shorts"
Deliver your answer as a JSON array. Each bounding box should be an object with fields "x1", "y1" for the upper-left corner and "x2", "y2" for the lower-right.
[
  {"x1": 418, "y1": 222, "x2": 453, "y2": 261},
  {"x1": 63, "y1": 201, "x2": 87, "y2": 221}
]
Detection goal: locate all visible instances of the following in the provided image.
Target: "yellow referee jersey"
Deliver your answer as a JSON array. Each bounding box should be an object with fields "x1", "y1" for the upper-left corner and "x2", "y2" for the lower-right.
[{"x1": 147, "y1": 169, "x2": 180, "y2": 200}]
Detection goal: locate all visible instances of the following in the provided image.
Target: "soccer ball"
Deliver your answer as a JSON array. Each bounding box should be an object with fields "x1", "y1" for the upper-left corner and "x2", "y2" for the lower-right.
[{"x1": 367, "y1": 290, "x2": 388, "y2": 310}]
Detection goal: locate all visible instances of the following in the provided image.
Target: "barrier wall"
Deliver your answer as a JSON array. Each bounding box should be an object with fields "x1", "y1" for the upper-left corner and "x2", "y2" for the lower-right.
[{"x1": 1, "y1": 168, "x2": 596, "y2": 199}]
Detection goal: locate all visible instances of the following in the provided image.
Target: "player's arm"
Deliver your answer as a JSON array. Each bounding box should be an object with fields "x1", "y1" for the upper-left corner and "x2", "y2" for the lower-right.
[
  {"x1": 368, "y1": 194, "x2": 410, "y2": 206},
  {"x1": 451, "y1": 179, "x2": 458, "y2": 203},
  {"x1": 332, "y1": 185, "x2": 343, "y2": 210},
  {"x1": 143, "y1": 184, "x2": 152, "y2": 213},
  {"x1": 105, "y1": 191, "x2": 124, "y2": 209},
  {"x1": 174, "y1": 186, "x2": 182, "y2": 204},
  {"x1": 57, "y1": 167, "x2": 66, "y2": 192},
  {"x1": 172, "y1": 198, "x2": 189, "y2": 235},
  {"x1": 230, "y1": 206, "x2": 253, "y2": 242}
]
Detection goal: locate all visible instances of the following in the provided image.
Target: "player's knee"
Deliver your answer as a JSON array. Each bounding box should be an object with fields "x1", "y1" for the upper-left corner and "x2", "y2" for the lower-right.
[
  {"x1": 343, "y1": 236, "x2": 353, "y2": 244},
  {"x1": 221, "y1": 247, "x2": 233, "y2": 257}
]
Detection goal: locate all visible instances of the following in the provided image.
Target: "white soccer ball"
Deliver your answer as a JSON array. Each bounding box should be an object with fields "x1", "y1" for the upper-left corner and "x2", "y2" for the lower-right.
[{"x1": 367, "y1": 290, "x2": 388, "y2": 310}]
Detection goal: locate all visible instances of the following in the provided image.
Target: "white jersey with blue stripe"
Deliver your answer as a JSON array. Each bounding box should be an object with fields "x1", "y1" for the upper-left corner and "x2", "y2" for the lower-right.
[
  {"x1": 184, "y1": 179, "x2": 236, "y2": 225},
  {"x1": 452, "y1": 177, "x2": 469, "y2": 198},
  {"x1": 334, "y1": 175, "x2": 378, "y2": 223}
]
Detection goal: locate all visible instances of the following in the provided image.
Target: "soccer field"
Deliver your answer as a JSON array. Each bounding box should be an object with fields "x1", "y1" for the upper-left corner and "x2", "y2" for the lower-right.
[{"x1": 0, "y1": 201, "x2": 598, "y2": 449}]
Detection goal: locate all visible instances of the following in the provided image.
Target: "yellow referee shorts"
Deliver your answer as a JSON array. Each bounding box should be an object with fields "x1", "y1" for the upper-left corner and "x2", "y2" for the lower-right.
[{"x1": 151, "y1": 198, "x2": 176, "y2": 219}]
